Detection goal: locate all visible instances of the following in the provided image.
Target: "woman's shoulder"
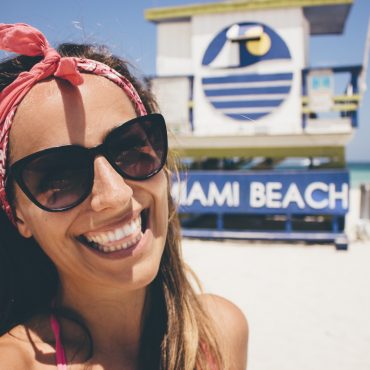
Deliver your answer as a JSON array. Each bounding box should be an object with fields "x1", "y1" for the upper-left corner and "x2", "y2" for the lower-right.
[
  {"x1": 0, "y1": 327, "x2": 34, "y2": 369},
  {"x1": 199, "y1": 293, "x2": 249, "y2": 339},
  {"x1": 199, "y1": 293, "x2": 248, "y2": 369},
  {"x1": 0, "y1": 323, "x2": 55, "y2": 370}
]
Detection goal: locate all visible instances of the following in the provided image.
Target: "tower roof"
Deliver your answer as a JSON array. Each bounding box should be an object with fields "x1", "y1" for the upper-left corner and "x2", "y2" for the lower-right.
[{"x1": 145, "y1": 0, "x2": 353, "y2": 35}]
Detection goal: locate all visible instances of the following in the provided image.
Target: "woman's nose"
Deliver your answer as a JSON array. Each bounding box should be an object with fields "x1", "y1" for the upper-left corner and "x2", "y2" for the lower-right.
[{"x1": 90, "y1": 156, "x2": 133, "y2": 212}]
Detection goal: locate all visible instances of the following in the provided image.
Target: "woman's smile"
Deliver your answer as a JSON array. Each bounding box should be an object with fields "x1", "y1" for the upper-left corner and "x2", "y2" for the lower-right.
[{"x1": 77, "y1": 209, "x2": 149, "y2": 254}]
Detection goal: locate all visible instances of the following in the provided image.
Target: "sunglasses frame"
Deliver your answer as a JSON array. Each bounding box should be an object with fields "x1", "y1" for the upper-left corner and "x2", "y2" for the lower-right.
[{"x1": 8, "y1": 113, "x2": 168, "y2": 212}]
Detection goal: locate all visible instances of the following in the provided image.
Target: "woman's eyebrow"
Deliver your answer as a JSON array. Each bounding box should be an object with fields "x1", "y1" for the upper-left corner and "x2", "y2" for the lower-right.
[
  {"x1": 102, "y1": 122, "x2": 125, "y2": 141},
  {"x1": 104, "y1": 118, "x2": 133, "y2": 138}
]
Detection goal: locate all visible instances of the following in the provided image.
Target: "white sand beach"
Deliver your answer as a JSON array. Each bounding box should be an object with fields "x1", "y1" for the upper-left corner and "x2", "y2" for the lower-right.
[{"x1": 183, "y1": 238, "x2": 370, "y2": 370}]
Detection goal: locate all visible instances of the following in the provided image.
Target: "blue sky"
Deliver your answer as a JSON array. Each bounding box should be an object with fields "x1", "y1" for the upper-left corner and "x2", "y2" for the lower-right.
[{"x1": 1, "y1": 0, "x2": 369, "y2": 162}]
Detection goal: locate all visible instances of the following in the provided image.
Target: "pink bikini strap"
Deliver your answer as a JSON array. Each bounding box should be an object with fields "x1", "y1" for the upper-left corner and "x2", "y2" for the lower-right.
[{"x1": 50, "y1": 314, "x2": 68, "y2": 370}]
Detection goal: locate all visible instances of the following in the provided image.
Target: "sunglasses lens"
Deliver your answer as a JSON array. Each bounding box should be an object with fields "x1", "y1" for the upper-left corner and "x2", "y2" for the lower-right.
[
  {"x1": 108, "y1": 115, "x2": 166, "y2": 179},
  {"x1": 20, "y1": 148, "x2": 91, "y2": 210}
]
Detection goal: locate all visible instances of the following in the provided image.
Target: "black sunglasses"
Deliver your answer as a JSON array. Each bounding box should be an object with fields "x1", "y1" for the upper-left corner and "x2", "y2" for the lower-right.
[{"x1": 8, "y1": 113, "x2": 168, "y2": 212}]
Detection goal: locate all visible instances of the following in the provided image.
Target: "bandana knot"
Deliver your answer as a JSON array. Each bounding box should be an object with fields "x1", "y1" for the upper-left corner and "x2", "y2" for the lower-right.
[
  {"x1": 0, "y1": 23, "x2": 83, "y2": 87},
  {"x1": 26, "y1": 47, "x2": 84, "y2": 86}
]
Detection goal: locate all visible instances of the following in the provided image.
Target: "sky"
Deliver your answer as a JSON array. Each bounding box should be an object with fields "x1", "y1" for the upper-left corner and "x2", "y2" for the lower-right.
[{"x1": 1, "y1": 0, "x2": 369, "y2": 162}]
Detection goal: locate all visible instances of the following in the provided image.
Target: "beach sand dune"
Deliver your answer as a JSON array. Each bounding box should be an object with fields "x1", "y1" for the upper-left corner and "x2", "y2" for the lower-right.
[{"x1": 183, "y1": 239, "x2": 370, "y2": 370}]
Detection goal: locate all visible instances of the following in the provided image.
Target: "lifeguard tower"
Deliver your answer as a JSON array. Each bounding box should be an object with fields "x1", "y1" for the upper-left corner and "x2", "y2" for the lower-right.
[{"x1": 145, "y1": 0, "x2": 364, "y2": 249}]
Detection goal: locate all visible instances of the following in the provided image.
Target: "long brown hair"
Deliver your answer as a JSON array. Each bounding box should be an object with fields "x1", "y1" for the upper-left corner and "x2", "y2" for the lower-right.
[{"x1": 0, "y1": 44, "x2": 224, "y2": 369}]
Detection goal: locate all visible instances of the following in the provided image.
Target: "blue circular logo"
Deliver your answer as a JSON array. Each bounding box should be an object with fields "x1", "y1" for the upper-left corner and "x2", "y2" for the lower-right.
[{"x1": 202, "y1": 22, "x2": 293, "y2": 121}]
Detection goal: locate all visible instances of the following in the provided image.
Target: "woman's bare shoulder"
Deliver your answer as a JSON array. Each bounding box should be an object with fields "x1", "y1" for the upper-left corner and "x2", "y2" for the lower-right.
[
  {"x1": 199, "y1": 293, "x2": 249, "y2": 340},
  {"x1": 199, "y1": 293, "x2": 249, "y2": 369},
  {"x1": 0, "y1": 322, "x2": 56, "y2": 370},
  {"x1": 0, "y1": 327, "x2": 34, "y2": 369}
]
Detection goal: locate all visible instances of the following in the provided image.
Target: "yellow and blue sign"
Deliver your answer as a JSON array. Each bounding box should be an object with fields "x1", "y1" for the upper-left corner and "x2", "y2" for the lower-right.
[{"x1": 201, "y1": 22, "x2": 293, "y2": 121}]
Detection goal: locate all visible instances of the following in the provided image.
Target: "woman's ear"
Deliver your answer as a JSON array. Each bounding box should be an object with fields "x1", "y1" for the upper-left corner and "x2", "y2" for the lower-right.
[{"x1": 14, "y1": 208, "x2": 32, "y2": 238}]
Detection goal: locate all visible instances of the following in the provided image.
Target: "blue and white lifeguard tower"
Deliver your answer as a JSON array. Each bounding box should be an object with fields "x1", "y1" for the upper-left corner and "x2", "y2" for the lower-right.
[{"x1": 145, "y1": 0, "x2": 365, "y2": 249}]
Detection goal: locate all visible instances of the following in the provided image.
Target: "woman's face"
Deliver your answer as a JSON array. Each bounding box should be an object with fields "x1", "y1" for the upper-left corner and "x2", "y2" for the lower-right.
[{"x1": 9, "y1": 74, "x2": 169, "y2": 291}]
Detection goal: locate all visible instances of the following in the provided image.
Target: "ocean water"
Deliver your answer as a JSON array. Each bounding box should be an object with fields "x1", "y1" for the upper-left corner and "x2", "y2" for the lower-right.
[{"x1": 348, "y1": 162, "x2": 370, "y2": 188}]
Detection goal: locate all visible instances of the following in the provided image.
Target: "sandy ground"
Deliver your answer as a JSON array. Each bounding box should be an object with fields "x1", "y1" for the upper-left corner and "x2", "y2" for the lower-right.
[{"x1": 182, "y1": 238, "x2": 370, "y2": 370}]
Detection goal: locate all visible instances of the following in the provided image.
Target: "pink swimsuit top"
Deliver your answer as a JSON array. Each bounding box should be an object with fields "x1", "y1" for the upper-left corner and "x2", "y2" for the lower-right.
[
  {"x1": 50, "y1": 315, "x2": 68, "y2": 370},
  {"x1": 50, "y1": 315, "x2": 217, "y2": 370}
]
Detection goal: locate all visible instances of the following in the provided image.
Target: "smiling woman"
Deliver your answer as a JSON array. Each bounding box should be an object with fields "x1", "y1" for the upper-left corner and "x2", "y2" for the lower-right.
[{"x1": 0, "y1": 23, "x2": 247, "y2": 370}]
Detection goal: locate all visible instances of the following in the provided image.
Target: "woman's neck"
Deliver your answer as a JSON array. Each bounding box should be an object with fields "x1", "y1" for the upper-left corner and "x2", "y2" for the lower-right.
[{"x1": 57, "y1": 276, "x2": 148, "y2": 360}]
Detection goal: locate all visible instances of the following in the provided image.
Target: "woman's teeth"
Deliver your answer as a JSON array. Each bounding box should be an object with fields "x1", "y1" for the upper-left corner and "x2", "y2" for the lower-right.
[
  {"x1": 90, "y1": 233, "x2": 142, "y2": 253},
  {"x1": 83, "y1": 216, "x2": 143, "y2": 253},
  {"x1": 86, "y1": 217, "x2": 141, "y2": 244}
]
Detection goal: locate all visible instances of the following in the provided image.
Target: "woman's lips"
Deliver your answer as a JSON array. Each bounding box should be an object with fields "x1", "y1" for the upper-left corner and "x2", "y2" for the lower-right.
[{"x1": 77, "y1": 209, "x2": 149, "y2": 254}]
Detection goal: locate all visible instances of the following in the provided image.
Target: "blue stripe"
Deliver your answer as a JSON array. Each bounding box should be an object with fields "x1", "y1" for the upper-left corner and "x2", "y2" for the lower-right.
[
  {"x1": 202, "y1": 73, "x2": 293, "y2": 84},
  {"x1": 205, "y1": 86, "x2": 290, "y2": 96},
  {"x1": 225, "y1": 112, "x2": 269, "y2": 120},
  {"x1": 213, "y1": 100, "x2": 283, "y2": 108}
]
